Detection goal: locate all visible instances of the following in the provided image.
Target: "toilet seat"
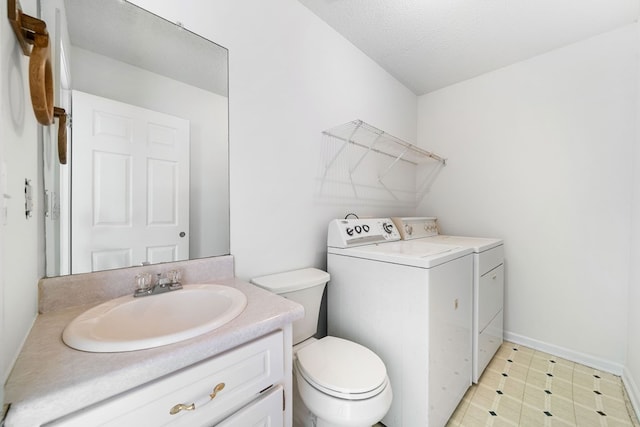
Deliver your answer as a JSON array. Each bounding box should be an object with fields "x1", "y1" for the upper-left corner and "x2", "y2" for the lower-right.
[{"x1": 295, "y1": 336, "x2": 388, "y2": 400}]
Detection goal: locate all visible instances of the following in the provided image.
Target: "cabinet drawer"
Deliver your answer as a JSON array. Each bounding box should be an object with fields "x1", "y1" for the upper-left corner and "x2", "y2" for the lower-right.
[
  {"x1": 477, "y1": 245, "x2": 504, "y2": 276},
  {"x1": 48, "y1": 331, "x2": 284, "y2": 426},
  {"x1": 477, "y1": 264, "x2": 504, "y2": 332},
  {"x1": 217, "y1": 385, "x2": 283, "y2": 427}
]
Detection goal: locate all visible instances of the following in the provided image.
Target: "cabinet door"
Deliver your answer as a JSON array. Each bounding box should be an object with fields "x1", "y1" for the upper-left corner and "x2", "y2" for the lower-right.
[
  {"x1": 217, "y1": 385, "x2": 283, "y2": 427},
  {"x1": 47, "y1": 331, "x2": 284, "y2": 426}
]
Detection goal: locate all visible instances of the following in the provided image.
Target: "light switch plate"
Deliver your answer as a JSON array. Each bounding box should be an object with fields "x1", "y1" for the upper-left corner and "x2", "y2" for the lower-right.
[{"x1": 25, "y1": 179, "x2": 33, "y2": 219}]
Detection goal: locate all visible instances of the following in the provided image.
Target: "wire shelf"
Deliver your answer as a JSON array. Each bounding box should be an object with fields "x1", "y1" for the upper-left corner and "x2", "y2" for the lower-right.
[
  {"x1": 318, "y1": 119, "x2": 446, "y2": 207},
  {"x1": 322, "y1": 119, "x2": 446, "y2": 167}
]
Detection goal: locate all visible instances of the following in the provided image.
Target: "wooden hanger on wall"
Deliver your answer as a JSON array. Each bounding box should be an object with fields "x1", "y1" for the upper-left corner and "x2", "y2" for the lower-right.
[{"x1": 8, "y1": 0, "x2": 68, "y2": 164}]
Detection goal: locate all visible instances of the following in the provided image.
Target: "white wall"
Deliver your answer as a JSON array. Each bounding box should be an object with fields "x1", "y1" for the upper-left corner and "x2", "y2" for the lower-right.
[
  {"x1": 0, "y1": 0, "x2": 44, "y2": 398},
  {"x1": 0, "y1": 0, "x2": 5, "y2": 406},
  {"x1": 417, "y1": 25, "x2": 637, "y2": 373},
  {"x1": 70, "y1": 47, "x2": 230, "y2": 259},
  {"x1": 129, "y1": 0, "x2": 418, "y2": 281},
  {"x1": 626, "y1": 23, "x2": 640, "y2": 417}
]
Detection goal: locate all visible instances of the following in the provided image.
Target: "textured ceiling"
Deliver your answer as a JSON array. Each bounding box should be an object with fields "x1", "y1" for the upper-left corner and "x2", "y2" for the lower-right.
[
  {"x1": 298, "y1": 0, "x2": 640, "y2": 95},
  {"x1": 64, "y1": 0, "x2": 228, "y2": 96}
]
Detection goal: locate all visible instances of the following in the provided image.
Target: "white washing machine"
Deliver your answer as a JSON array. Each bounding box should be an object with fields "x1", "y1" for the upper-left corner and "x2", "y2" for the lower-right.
[
  {"x1": 327, "y1": 218, "x2": 473, "y2": 427},
  {"x1": 392, "y1": 217, "x2": 504, "y2": 383}
]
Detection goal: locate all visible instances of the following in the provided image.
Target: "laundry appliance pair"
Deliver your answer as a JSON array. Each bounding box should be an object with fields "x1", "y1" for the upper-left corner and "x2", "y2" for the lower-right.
[{"x1": 326, "y1": 216, "x2": 503, "y2": 426}]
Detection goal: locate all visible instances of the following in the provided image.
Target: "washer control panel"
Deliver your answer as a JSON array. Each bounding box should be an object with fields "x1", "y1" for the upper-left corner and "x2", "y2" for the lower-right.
[
  {"x1": 327, "y1": 218, "x2": 400, "y2": 248},
  {"x1": 391, "y1": 217, "x2": 439, "y2": 240}
]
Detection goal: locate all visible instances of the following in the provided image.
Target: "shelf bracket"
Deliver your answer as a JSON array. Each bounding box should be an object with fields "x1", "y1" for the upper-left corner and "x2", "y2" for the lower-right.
[
  {"x1": 350, "y1": 132, "x2": 383, "y2": 175},
  {"x1": 378, "y1": 144, "x2": 410, "y2": 182}
]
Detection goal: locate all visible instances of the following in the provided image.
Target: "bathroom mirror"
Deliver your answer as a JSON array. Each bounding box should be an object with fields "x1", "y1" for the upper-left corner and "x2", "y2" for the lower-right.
[{"x1": 41, "y1": 0, "x2": 229, "y2": 276}]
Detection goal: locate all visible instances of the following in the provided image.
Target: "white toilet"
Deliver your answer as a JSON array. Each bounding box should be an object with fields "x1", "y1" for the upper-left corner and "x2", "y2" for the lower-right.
[{"x1": 251, "y1": 268, "x2": 392, "y2": 427}]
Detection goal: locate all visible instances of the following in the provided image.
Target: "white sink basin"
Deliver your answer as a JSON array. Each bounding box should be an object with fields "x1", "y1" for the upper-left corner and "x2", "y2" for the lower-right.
[{"x1": 62, "y1": 284, "x2": 247, "y2": 352}]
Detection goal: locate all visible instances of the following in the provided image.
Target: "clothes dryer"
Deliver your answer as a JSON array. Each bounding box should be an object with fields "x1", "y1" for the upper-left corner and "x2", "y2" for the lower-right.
[
  {"x1": 327, "y1": 218, "x2": 473, "y2": 427},
  {"x1": 392, "y1": 217, "x2": 504, "y2": 383}
]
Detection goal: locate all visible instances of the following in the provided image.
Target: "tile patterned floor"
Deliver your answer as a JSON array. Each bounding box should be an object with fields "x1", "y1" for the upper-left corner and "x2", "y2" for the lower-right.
[{"x1": 446, "y1": 342, "x2": 640, "y2": 427}]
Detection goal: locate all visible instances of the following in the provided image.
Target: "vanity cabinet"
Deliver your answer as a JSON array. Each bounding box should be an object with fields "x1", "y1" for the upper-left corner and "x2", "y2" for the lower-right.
[{"x1": 47, "y1": 331, "x2": 285, "y2": 426}]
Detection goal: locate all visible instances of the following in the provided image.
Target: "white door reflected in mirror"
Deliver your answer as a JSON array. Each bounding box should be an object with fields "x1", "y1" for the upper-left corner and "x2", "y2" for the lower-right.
[{"x1": 71, "y1": 91, "x2": 190, "y2": 274}]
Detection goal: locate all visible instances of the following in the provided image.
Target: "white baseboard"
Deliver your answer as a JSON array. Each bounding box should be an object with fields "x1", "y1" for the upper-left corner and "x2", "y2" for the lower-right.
[
  {"x1": 623, "y1": 366, "x2": 640, "y2": 423},
  {"x1": 503, "y1": 331, "x2": 624, "y2": 375}
]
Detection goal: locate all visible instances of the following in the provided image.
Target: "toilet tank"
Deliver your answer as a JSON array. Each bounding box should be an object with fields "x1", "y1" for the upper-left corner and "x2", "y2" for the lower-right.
[{"x1": 251, "y1": 268, "x2": 330, "y2": 345}]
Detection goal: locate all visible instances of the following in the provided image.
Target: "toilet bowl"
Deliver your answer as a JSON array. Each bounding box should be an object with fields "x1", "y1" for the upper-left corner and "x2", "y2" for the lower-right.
[
  {"x1": 251, "y1": 268, "x2": 392, "y2": 427},
  {"x1": 293, "y1": 337, "x2": 392, "y2": 427}
]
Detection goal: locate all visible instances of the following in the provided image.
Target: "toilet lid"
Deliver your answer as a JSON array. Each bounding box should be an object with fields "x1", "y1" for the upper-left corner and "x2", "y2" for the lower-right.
[{"x1": 296, "y1": 336, "x2": 388, "y2": 399}]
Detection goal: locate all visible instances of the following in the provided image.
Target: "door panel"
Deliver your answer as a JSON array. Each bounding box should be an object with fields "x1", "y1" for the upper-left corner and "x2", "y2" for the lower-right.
[
  {"x1": 147, "y1": 158, "x2": 177, "y2": 225},
  {"x1": 93, "y1": 151, "x2": 131, "y2": 226}
]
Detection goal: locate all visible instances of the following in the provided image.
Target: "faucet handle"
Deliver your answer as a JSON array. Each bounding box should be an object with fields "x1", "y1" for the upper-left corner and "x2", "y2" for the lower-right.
[
  {"x1": 167, "y1": 269, "x2": 183, "y2": 290},
  {"x1": 169, "y1": 270, "x2": 182, "y2": 284},
  {"x1": 134, "y1": 273, "x2": 152, "y2": 297}
]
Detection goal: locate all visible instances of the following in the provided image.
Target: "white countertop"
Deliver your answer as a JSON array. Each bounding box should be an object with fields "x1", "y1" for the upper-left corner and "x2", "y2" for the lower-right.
[{"x1": 4, "y1": 277, "x2": 303, "y2": 426}]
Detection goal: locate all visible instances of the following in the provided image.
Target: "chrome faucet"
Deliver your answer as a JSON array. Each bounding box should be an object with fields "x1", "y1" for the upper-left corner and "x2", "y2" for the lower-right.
[{"x1": 134, "y1": 270, "x2": 183, "y2": 297}]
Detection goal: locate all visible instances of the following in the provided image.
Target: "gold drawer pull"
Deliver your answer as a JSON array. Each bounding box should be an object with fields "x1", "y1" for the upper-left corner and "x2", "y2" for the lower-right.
[
  {"x1": 169, "y1": 403, "x2": 195, "y2": 415},
  {"x1": 169, "y1": 383, "x2": 226, "y2": 415},
  {"x1": 209, "y1": 382, "x2": 225, "y2": 399}
]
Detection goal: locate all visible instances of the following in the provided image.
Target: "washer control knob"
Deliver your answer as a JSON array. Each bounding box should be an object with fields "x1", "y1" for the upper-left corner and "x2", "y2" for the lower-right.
[
  {"x1": 404, "y1": 224, "x2": 413, "y2": 235},
  {"x1": 382, "y1": 222, "x2": 394, "y2": 234}
]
